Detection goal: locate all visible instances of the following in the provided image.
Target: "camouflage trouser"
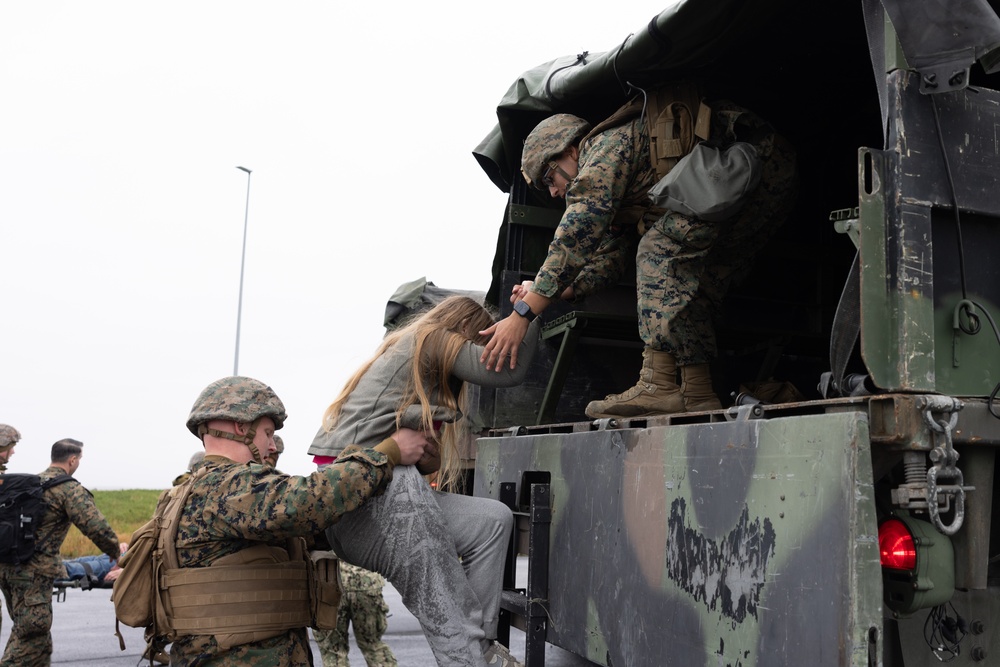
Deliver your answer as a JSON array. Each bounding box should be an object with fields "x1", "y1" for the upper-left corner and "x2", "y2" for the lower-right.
[
  {"x1": 314, "y1": 591, "x2": 397, "y2": 667},
  {"x1": 0, "y1": 566, "x2": 55, "y2": 667},
  {"x1": 637, "y1": 105, "x2": 799, "y2": 365}
]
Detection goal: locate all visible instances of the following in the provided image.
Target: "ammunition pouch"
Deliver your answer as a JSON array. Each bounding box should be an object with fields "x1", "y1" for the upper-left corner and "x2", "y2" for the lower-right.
[
  {"x1": 309, "y1": 549, "x2": 342, "y2": 631},
  {"x1": 581, "y1": 81, "x2": 712, "y2": 235},
  {"x1": 583, "y1": 81, "x2": 711, "y2": 183},
  {"x1": 647, "y1": 84, "x2": 712, "y2": 182}
]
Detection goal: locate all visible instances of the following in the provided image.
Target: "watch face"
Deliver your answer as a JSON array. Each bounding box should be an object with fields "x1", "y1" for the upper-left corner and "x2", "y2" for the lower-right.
[{"x1": 514, "y1": 301, "x2": 534, "y2": 320}]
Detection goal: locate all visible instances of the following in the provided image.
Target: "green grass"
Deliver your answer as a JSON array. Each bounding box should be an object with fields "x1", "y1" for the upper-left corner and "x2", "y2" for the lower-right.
[{"x1": 62, "y1": 489, "x2": 163, "y2": 558}]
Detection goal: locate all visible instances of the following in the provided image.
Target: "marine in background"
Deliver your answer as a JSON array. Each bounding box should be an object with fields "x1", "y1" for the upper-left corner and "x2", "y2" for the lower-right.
[
  {"x1": 266, "y1": 434, "x2": 285, "y2": 468},
  {"x1": 0, "y1": 424, "x2": 19, "y2": 473},
  {"x1": 0, "y1": 438, "x2": 120, "y2": 667},
  {"x1": 171, "y1": 450, "x2": 206, "y2": 486},
  {"x1": 314, "y1": 560, "x2": 398, "y2": 667},
  {"x1": 0, "y1": 424, "x2": 18, "y2": 647}
]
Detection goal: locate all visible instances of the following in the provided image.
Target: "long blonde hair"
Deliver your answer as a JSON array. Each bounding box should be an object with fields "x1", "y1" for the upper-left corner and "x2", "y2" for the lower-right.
[{"x1": 323, "y1": 296, "x2": 495, "y2": 491}]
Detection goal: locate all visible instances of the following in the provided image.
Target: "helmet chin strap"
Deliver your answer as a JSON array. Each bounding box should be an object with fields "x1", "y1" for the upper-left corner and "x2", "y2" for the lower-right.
[{"x1": 199, "y1": 418, "x2": 266, "y2": 464}]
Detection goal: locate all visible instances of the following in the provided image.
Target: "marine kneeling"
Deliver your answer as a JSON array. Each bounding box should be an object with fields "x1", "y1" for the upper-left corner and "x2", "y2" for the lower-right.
[{"x1": 118, "y1": 376, "x2": 428, "y2": 666}]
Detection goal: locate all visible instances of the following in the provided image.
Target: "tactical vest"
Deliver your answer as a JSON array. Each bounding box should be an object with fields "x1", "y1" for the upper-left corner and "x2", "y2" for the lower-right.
[
  {"x1": 114, "y1": 466, "x2": 341, "y2": 653},
  {"x1": 583, "y1": 81, "x2": 712, "y2": 182},
  {"x1": 159, "y1": 541, "x2": 340, "y2": 649},
  {"x1": 578, "y1": 82, "x2": 712, "y2": 234}
]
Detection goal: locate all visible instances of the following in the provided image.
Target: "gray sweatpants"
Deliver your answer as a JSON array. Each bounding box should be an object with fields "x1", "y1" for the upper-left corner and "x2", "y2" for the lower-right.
[{"x1": 327, "y1": 465, "x2": 512, "y2": 667}]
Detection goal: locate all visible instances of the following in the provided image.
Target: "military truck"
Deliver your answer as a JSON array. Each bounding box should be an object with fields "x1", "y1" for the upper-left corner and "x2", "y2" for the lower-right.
[{"x1": 467, "y1": 1, "x2": 1000, "y2": 665}]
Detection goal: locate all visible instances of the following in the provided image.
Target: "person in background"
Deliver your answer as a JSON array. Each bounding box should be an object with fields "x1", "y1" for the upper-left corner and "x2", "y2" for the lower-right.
[
  {"x1": 0, "y1": 424, "x2": 21, "y2": 644},
  {"x1": 0, "y1": 425, "x2": 18, "y2": 473},
  {"x1": 0, "y1": 438, "x2": 120, "y2": 667},
  {"x1": 265, "y1": 434, "x2": 284, "y2": 468},
  {"x1": 57, "y1": 543, "x2": 129, "y2": 588},
  {"x1": 314, "y1": 560, "x2": 398, "y2": 667},
  {"x1": 172, "y1": 450, "x2": 206, "y2": 486}
]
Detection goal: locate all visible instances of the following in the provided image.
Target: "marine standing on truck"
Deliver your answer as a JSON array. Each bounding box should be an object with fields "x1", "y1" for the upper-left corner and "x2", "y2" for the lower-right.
[
  {"x1": 168, "y1": 376, "x2": 428, "y2": 665},
  {"x1": 0, "y1": 438, "x2": 121, "y2": 667},
  {"x1": 480, "y1": 87, "x2": 798, "y2": 417}
]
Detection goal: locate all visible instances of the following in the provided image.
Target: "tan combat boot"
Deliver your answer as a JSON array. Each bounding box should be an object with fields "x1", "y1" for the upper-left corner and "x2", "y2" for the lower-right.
[
  {"x1": 585, "y1": 348, "x2": 685, "y2": 418},
  {"x1": 680, "y1": 363, "x2": 723, "y2": 411}
]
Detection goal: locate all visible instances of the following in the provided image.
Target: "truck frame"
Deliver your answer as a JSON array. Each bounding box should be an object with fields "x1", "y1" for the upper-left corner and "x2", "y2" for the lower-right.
[{"x1": 468, "y1": 1, "x2": 1000, "y2": 665}]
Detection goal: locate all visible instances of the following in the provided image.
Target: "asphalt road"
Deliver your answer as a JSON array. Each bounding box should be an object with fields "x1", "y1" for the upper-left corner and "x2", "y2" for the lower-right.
[{"x1": 0, "y1": 557, "x2": 598, "y2": 666}]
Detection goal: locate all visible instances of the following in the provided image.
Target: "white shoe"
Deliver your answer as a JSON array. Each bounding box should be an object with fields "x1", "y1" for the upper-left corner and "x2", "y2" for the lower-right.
[{"x1": 484, "y1": 641, "x2": 524, "y2": 667}]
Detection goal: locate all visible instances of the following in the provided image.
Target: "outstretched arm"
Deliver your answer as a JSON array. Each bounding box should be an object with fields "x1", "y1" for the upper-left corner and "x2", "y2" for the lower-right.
[{"x1": 479, "y1": 291, "x2": 550, "y2": 372}]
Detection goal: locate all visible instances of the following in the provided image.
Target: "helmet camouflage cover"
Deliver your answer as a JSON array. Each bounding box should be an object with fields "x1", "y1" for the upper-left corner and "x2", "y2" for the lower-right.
[
  {"x1": 186, "y1": 376, "x2": 287, "y2": 437},
  {"x1": 0, "y1": 424, "x2": 21, "y2": 451},
  {"x1": 520, "y1": 113, "x2": 592, "y2": 189},
  {"x1": 273, "y1": 435, "x2": 285, "y2": 454}
]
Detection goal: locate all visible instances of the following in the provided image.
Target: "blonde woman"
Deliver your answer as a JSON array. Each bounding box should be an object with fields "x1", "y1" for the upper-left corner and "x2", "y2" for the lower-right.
[{"x1": 308, "y1": 296, "x2": 540, "y2": 667}]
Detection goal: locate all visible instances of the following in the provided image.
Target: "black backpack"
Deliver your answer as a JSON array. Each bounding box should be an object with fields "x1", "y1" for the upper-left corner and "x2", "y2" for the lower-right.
[{"x1": 0, "y1": 473, "x2": 75, "y2": 564}]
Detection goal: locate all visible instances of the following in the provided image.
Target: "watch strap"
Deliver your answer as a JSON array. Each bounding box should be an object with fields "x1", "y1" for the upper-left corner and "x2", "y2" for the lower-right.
[{"x1": 513, "y1": 300, "x2": 536, "y2": 322}]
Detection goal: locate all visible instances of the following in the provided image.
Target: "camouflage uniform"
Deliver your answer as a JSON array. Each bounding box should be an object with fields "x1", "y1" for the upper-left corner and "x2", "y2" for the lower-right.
[
  {"x1": 0, "y1": 424, "x2": 19, "y2": 474},
  {"x1": 0, "y1": 467, "x2": 119, "y2": 667},
  {"x1": 532, "y1": 103, "x2": 798, "y2": 365},
  {"x1": 0, "y1": 425, "x2": 20, "y2": 650},
  {"x1": 167, "y1": 447, "x2": 398, "y2": 666},
  {"x1": 314, "y1": 562, "x2": 397, "y2": 667}
]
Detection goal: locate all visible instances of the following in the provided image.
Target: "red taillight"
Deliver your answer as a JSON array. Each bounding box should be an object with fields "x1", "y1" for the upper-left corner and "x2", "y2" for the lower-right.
[{"x1": 880, "y1": 518, "x2": 917, "y2": 571}]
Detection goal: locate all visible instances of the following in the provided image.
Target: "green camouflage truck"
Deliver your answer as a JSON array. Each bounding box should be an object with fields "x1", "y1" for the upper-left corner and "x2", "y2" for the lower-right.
[{"x1": 468, "y1": 1, "x2": 1000, "y2": 665}]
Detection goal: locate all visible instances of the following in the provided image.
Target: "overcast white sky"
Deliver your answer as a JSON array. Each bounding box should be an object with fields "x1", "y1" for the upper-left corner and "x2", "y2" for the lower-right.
[{"x1": 1, "y1": 2, "x2": 663, "y2": 489}]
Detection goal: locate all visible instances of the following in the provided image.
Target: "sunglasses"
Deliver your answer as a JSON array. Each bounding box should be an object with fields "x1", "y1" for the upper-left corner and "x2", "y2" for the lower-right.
[{"x1": 540, "y1": 161, "x2": 560, "y2": 188}]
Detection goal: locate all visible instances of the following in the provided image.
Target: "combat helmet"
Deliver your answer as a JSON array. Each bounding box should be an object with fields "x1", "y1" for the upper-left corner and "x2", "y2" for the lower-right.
[
  {"x1": 264, "y1": 434, "x2": 285, "y2": 468},
  {"x1": 186, "y1": 376, "x2": 286, "y2": 464},
  {"x1": 0, "y1": 424, "x2": 21, "y2": 452},
  {"x1": 520, "y1": 114, "x2": 592, "y2": 189}
]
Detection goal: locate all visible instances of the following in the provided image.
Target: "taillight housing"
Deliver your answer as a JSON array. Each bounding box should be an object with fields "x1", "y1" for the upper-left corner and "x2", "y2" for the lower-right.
[
  {"x1": 879, "y1": 518, "x2": 917, "y2": 570},
  {"x1": 879, "y1": 512, "x2": 955, "y2": 616}
]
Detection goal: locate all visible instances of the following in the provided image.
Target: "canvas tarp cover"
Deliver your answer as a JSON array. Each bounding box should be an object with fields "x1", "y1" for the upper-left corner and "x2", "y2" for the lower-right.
[
  {"x1": 473, "y1": 0, "x2": 1000, "y2": 193},
  {"x1": 383, "y1": 277, "x2": 486, "y2": 330}
]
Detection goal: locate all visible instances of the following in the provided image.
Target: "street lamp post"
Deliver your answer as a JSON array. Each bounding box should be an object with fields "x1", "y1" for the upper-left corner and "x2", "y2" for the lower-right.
[{"x1": 234, "y1": 166, "x2": 252, "y2": 376}]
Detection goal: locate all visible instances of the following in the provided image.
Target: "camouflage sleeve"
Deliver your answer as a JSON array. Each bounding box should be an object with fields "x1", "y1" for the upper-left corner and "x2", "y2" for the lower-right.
[
  {"x1": 64, "y1": 482, "x2": 120, "y2": 560},
  {"x1": 570, "y1": 225, "x2": 640, "y2": 297},
  {"x1": 532, "y1": 124, "x2": 639, "y2": 299},
  {"x1": 208, "y1": 447, "x2": 394, "y2": 542}
]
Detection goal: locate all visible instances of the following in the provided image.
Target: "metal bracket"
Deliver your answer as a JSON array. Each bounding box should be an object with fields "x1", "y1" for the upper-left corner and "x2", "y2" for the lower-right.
[
  {"x1": 591, "y1": 418, "x2": 620, "y2": 431},
  {"x1": 725, "y1": 403, "x2": 764, "y2": 422},
  {"x1": 919, "y1": 396, "x2": 974, "y2": 535}
]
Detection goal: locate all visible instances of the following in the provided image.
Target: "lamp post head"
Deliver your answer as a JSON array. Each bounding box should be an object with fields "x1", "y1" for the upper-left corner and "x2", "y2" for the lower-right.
[{"x1": 237, "y1": 166, "x2": 252, "y2": 174}]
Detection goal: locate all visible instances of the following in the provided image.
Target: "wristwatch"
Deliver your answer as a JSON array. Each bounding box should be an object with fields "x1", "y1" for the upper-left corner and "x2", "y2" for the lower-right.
[{"x1": 512, "y1": 300, "x2": 536, "y2": 322}]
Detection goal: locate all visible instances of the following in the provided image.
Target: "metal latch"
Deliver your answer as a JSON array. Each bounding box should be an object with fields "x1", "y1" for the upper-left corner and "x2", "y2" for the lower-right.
[
  {"x1": 890, "y1": 396, "x2": 975, "y2": 535},
  {"x1": 921, "y1": 396, "x2": 974, "y2": 535}
]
